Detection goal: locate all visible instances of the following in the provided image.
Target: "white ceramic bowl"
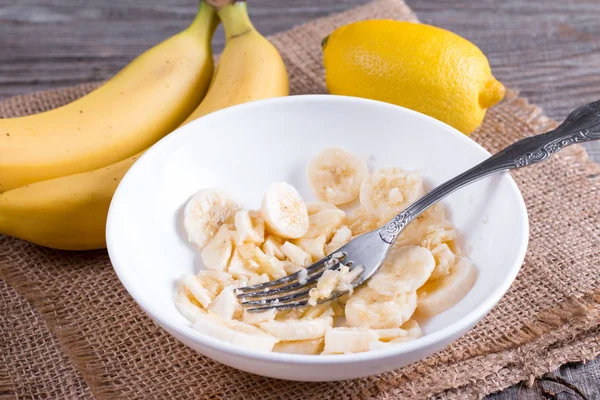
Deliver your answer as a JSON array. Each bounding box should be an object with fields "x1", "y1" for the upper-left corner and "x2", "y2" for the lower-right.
[{"x1": 107, "y1": 95, "x2": 528, "y2": 382}]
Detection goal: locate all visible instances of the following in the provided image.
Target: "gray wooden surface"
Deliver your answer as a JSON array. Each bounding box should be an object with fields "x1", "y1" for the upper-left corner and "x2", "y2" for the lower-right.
[{"x1": 0, "y1": 0, "x2": 598, "y2": 398}]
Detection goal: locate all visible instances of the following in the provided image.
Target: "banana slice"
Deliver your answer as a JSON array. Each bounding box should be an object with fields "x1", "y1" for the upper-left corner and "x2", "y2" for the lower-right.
[
  {"x1": 308, "y1": 265, "x2": 362, "y2": 306},
  {"x1": 308, "y1": 269, "x2": 342, "y2": 306},
  {"x1": 393, "y1": 204, "x2": 455, "y2": 249},
  {"x1": 227, "y1": 249, "x2": 260, "y2": 279},
  {"x1": 422, "y1": 226, "x2": 458, "y2": 251},
  {"x1": 182, "y1": 273, "x2": 214, "y2": 309},
  {"x1": 174, "y1": 288, "x2": 206, "y2": 322},
  {"x1": 208, "y1": 286, "x2": 241, "y2": 320},
  {"x1": 322, "y1": 327, "x2": 378, "y2": 354},
  {"x1": 302, "y1": 303, "x2": 336, "y2": 319},
  {"x1": 368, "y1": 246, "x2": 435, "y2": 295},
  {"x1": 283, "y1": 261, "x2": 305, "y2": 275},
  {"x1": 183, "y1": 189, "x2": 241, "y2": 249},
  {"x1": 273, "y1": 338, "x2": 324, "y2": 355},
  {"x1": 281, "y1": 241, "x2": 312, "y2": 267},
  {"x1": 201, "y1": 224, "x2": 234, "y2": 271},
  {"x1": 262, "y1": 235, "x2": 286, "y2": 260},
  {"x1": 253, "y1": 247, "x2": 287, "y2": 279},
  {"x1": 192, "y1": 311, "x2": 278, "y2": 352},
  {"x1": 275, "y1": 307, "x2": 306, "y2": 322},
  {"x1": 261, "y1": 182, "x2": 309, "y2": 239},
  {"x1": 259, "y1": 317, "x2": 333, "y2": 341},
  {"x1": 305, "y1": 208, "x2": 346, "y2": 239},
  {"x1": 248, "y1": 273, "x2": 271, "y2": 286},
  {"x1": 345, "y1": 206, "x2": 380, "y2": 236},
  {"x1": 359, "y1": 168, "x2": 425, "y2": 220},
  {"x1": 430, "y1": 243, "x2": 456, "y2": 280},
  {"x1": 417, "y1": 257, "x2": 477, "y2": 317},
  {"x1": 326, "y1": 226, "x2": 352, "y2": 255},
  {"x1": 236, "y1": 243, "x2": 258, "y2": 261},
  {"x1": 307, "y1": 147, "x2": 368, "y2": 205},
  {"x1": 345, "y1": 287, "x2": 417, "y2": 329},
  {"x1": 306, "y1": 201, "x2": 339, "y2": 215},
  {"x1": 234, "y1": 210, "x2": 265, "y2": 244},
  {"x1": 369, "y1": 320, "x2": 422, "y2": 350},
  {"x1": 242, "y1": 308, "x2": 277, "y2": 326},
  {"x1": 293, "y1": 234, "x2": 327, "y2": 261},
  {"x1": 374, "y1": 320, "x2": 422, "y2": 342}
]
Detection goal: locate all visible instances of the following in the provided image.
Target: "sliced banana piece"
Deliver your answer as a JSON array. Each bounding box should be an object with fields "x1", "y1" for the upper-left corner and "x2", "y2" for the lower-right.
[
  {"x1": 293, "y1": 234, "x2": 327, "y2": 261},
  {"x1": 326, "y1": 226, "x2": 352, "y2": 255},
  {"x1": 374, "y1": 320, "x2": 422, "y2": 342},
  {"x1": 192, "y1": 311, "x2": 278, "y2": 352},
  {"x1": 247, "y1": 273, "x2": 271, "y2": 286},
  {"x1": 359, "y1": 168, "x2": 424, "y2": 220},
  {"x1": 345, "y1": 206, "x2": 380, "y2": 236},
  {"x1": 430, "y1": 243, "x2": 456, "y2": 280},
  {"x1": 369, "y1": 320, "x2": 422, "y2": 350},
  {"x1": 345, "y1": 287, "x2": 417, "y2": 329},
  {"x1": 322, "y1": 327, "x2": 378, "y2": 354},
  {"x1": 368, "y1": 246, "x2": 435, "y2": 295},
  {"x1": 234, "y1": 210, "x2": 265, "y2": 244},
  {"x1": 181, "y1": 270, "x2": 234, "y2": 309},
  {"x1": 253, "y1": 247, "x2": 287, "y2": 279},
  {"x1": 307, "y1": 147, "x2": 368, "y2": 205},
  {"x1": 174, "y1": 288, "x2": 206, "y2": 322},
  {"x1": 242, "y1": 308, "x2": 277, "y2": 326},
  {"x1": 227, "y1": 249, "x2": 260, "y2": 279},
  {"x1": 182, "y1": 273, "x2": 214, "y2": 309},
  {"x1": 201, "y1": 224, "x2": 234, "y2": 271},
  {"x1": 273, "y1": 338, "x2": 324, "y2": 355},
  {"x1": 417, "y1": 257, "x2": 477, "y2": 317},
  {"x1": 281, "y1": 241, "x2": 312, "y2": 267},
  {"x1": 262, "y1": 235, "x2": 285, "y2": 260},
  {"x1": 259, "y1": 317, "x2": 333, "y2": 341},
  {"x1": 306, "y1": 201, "x2": 339, "y2": 215},
  {"x1": 308, "y1": 265, "x2": 362, "y2": 306},
  {"x1": 183, "y1": 188, "x2": 241, "y2": 249},
  {"x1": 393, "y1": 204, "x2": 455, "y2": 249},
  {"x1": 283, "y1": 260, "x2": 305, "y2": 275},
  {"x1": 305, "y1": 208, "x2": 346, "y2": 239},
  {"x1": 208, "y1": 286, "x2": 241, "y2": 320},
  {"x1": 261, "y1": 182, "x2": 309, "y2": 239},
  {"x1": 302, "y1": 303, "x2": 335, "y2": 319}
]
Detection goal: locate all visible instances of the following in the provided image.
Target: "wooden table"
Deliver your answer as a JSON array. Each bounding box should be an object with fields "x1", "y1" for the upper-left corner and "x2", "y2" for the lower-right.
[{"x1": 0, "y1": 0, "x2": 598, "y2": 398}]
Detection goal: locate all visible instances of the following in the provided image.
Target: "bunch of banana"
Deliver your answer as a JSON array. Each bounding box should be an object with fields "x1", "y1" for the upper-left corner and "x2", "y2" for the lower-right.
[{"x1": 0, "y1": 0, "x2": 288, "y2": 250}]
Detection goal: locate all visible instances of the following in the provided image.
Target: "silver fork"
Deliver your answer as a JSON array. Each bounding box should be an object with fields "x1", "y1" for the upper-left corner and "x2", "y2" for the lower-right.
[{"x1": 238, "y1": 100, "x2": 600, "y2": 312}]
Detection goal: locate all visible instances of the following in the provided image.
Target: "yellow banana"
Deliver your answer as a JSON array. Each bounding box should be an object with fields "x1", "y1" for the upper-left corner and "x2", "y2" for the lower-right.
[
  {"x1": 182, "y1": 0, "x2": 288, "y2": 124},
  {"x1": 0, "y1": 153, "x2": 140, "y2": 250},
  {"x1": 0, "y1": 0, "x2": 290, "y2": 251},
  {"x1": 0, "y1": 2, "x2": 218, "y2": 192}
]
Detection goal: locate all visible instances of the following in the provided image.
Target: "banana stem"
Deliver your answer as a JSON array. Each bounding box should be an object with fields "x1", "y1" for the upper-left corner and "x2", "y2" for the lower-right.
[
  {"x1": 217, "y1": 1, "x2": 255, "y2": 40},
  {"x1": 189, "y1": 1, "x2": 220, "y2": 36}
]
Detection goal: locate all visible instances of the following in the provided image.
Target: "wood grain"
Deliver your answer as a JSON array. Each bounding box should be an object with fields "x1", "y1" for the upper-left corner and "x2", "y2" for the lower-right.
[{"x1": 0, "y1": 0, "x2": 598, "y2": 398}]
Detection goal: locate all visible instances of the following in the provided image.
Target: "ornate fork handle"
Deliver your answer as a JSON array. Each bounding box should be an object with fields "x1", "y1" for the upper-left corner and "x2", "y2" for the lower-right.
[{"x1": 380, "y1": 100, "x2": 600, "y2": 243}]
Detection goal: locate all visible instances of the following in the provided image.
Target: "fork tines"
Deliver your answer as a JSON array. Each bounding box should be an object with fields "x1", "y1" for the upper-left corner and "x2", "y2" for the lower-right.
[{"x1": 236, "y1": 251, "x2": 347, "y2": 312}]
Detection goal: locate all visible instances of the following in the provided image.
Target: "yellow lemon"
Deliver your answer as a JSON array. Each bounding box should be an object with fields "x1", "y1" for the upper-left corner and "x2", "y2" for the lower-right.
[{"x1": 323, "y1": 20, "x2": 505, "y2": 135}]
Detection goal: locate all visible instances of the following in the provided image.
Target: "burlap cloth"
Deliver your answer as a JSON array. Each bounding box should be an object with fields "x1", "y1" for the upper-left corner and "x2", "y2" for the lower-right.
[{"x1": 0, "y1": 0, "x2": 598, "y2": 398}]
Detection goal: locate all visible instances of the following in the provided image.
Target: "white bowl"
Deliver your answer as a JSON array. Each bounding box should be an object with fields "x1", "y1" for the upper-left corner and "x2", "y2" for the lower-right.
[{"x1": 107, "y1": 95, "x2": 528, "y2": 382}]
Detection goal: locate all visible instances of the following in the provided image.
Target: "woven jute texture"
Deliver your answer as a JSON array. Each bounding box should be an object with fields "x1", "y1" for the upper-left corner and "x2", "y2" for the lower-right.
[{"x1": 1, "y1": 0, "x2": 599, "y2": 398}]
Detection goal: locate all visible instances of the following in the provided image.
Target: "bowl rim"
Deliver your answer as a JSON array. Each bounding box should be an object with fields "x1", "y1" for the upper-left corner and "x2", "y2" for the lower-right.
[{"x1": 107, "y1": 94, "x2": 529, "y2": 365}]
